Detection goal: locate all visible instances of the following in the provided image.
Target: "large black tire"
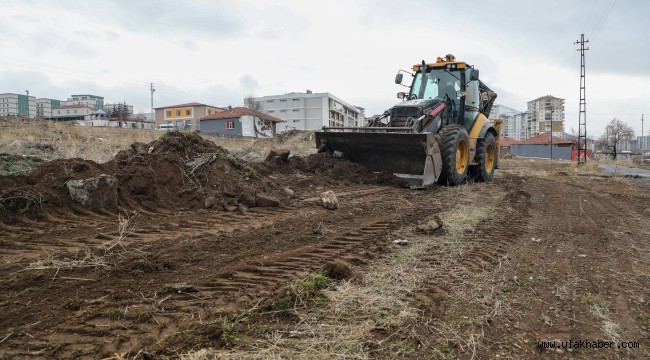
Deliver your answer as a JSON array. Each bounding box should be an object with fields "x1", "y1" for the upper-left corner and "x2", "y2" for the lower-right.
[
  {"x1": 437, "y1": 125, "x2": 470, "y2": 186},
  {"x1": 469, "y1": 131, "x2": 497, "y2": 182}
]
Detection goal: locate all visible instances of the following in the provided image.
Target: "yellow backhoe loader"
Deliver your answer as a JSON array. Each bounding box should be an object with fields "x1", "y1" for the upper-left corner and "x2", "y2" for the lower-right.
[{"x1": 315, "y1": 54, "x2": 501, "y2": 187}]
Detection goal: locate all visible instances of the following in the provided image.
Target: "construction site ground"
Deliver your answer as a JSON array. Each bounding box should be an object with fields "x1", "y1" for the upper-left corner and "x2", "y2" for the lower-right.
[{"x1": 1, "y1": 130, "x2": 649, "y2": 359}]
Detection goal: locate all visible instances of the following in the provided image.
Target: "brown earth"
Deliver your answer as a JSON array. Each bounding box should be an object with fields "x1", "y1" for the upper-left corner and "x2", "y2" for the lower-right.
[{"x1": 0, "y1": 135, "x2": 649, "y2": 359}]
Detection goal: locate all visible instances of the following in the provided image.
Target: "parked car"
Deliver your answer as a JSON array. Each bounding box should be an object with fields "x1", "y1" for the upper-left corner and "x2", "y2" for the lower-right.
[{"x1": 156, "y1": 124, "x2": 176, "y2": 131}]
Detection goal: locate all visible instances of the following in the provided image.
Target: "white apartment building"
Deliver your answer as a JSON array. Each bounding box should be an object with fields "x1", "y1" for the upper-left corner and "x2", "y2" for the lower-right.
[
  {"x1": 62, "y1": 94, "x2": 104, "y2": 110},
  {"x1": 488, "y1": 104, "x2": 522, "y2": 140},
  {"x1": 0, "y1": 93, "x2": 36, "y2": 118},
  {"x1": 51, "y1": 104, "x2": 97, "y2": 120},
  {"x1": 512, "y1": 112, "x2": 528, "y2": 141},
  {"x1": 526, "y1": 95, "x2": 565, "y2": 138},
  {"x1": 36, "y1": 98, "x2": 62, "y2": 118},
  {"x1": 253, "y1": 91, "x2": 362, "y2": 133}
]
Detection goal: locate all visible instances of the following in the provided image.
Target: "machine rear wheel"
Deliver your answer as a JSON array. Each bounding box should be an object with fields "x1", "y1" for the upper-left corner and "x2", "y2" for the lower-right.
[
  {"x1": 469, "y1": 132, "x2": 497, "y2": 182},
  {"x1": 437, "y1": 125, "x2": 470, "y2": 186}
]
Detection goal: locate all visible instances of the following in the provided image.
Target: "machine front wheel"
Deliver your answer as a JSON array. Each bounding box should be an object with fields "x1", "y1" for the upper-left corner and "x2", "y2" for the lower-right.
[
  {"x1": 437, "y1": 125, "x2": 470, "y2": 186},
  {"x1": 469, "y1": 132, "x2": 497, "y2": 182}
]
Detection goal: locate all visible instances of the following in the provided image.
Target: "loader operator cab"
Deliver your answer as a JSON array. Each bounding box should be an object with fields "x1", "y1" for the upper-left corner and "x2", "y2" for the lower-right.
[{"x1": 407, "y1": 68, "x2": 462, "y2": 125}]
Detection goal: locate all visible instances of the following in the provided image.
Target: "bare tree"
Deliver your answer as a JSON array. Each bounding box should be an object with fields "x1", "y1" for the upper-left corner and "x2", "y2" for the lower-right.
[
  {"x1": 598, "y1": 118, "x2": 634, "y2": 159},
  {"x1": 244, "y1": 95, "x2": 263, "y2": 139}
]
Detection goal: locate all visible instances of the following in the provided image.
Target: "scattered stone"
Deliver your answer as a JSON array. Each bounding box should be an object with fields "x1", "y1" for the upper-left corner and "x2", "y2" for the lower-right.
[
  {"x1": 283, "y1": 187, "x2": 295, "y2": 197},
  {"x1": 66, "y1": 174, "x2": 118, "y2": 210},
  {"x1": 531, "y1": 237, "x2": 542, "y2": 243},
  {"x1": 393, "y1": 239, "x2": 408, "y2": 245},
  {"x1": 323, "y1": 261, "x2": 353, "y2": 280},
  {"x1": 417, "y1": 218, "x2": 441, "y2": 233},
  {"x1": 164, "y1": 283, "x2": 197, "y2": 293},
  {"x1": 237, "y1": 192, "x2": 257, "y2": 207},
  {"x1": 321, "y1": 190, "x2": 338, "y2": 210},
  {"x1": 577, "y1": 254, "x2": 587, "y2": 258},
  {"x1": 204, "y1": 196, "x2": 223, "y2": 210},
  {"x1": 265, "y1": 148, "x2": 290, "y2": 164},
  {"x1": 256, "y1": 195, "x2": 281, "y2": 207},
  {"x1": 237, "y1": 203, "x2": 248, "y2": 214}
]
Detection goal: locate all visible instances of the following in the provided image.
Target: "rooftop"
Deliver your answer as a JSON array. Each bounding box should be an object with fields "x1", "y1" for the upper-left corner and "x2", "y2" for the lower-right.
[
  {"x1": 500, "y1": 137, "x2": 522, "y2": 147},
  {"x1": 53, "y1": 104, "x2": 97, "y2": 110},
  {"x1": 517, "y1": 133, "x2": 574, "y2": 145},
  {"x1": 201, "y1": 107, "x2": 283, "y2": 123},
  {"x1": 155, "y1": 102, "x2": 221, "y2": 110}
]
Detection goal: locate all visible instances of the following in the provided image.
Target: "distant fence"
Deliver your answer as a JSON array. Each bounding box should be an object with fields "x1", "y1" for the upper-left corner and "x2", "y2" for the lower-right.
[{"x1": 510, "y1": 144, "x2": 572, "y2": 160}]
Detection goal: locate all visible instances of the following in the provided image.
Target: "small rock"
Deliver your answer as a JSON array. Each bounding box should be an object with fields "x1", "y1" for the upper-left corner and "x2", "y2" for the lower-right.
[
  {"x1": 577, "y1": 254, "x2": 587, "y2": 258},
  {"x1": 237, "y1": 192, "x2": 257, "y2": 207},
  {"x1": 256, "y1": 195, "x2": 281, "y2": 207},
  {"x1": 417, "y1": 219, "x2": 441, "y2": 233},
  {"x1": 555, "y1": 348, "x2": 564, "y2": 354},
  {"x1": 321, "y1": 190, "x2": 338, "y2": 210},
  {"x1": 66, "y1": 174, "x2": 118, "y2": 210},
  {"x1": 531, "y1": 237, "x2": 541, "y2": 243},
  {"x1": 237, "y1": 203, "x2": 248, "y2": 214},
  {"x1": 393, "y1": 239, "x2": 408, "y2": 245},
  {"x1": 204, "y1": 196, "x2": 223, "y2": 210},
  {"x1": 265, "y1": 148, "x2": 290, "y2": 163},
  {"x1": 283, "y1": 187, "x2": 295, "y2": 197},
  {"x1": 323, "y1": 261, "x2": 353, "y2": 280}
]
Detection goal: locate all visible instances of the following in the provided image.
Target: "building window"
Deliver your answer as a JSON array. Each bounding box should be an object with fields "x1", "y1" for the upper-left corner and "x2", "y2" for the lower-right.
[
  {"x1": 167, "y1": 111, "x2": 172, "y2": 116},
  {"x1": 268, "y1": 110, "x2": 274, "y2": 113},
  {"x1": 186, "y1": 109, "x2": 191, "y2": 116},
  {"x1": 280, "y1": 99, "x2": 287, "y2": 102},
  {"x1": 280, "y1": 110, "x2": 287, "y2": 113},
  {"x1": 226, "y1": 120, "x2": 235, "y2": 129},
  {"x1": 293, "y1": 109, "x2": 299, "y2": 112},
  {"x1": 176, "y1": 110, "x2": 181, "y2": 116},
  {"x1": 293, "y1": 98, "x2": 299, "y2": 101},
  {"x1": 267, "y1": 100, "x2": 274, "y2": 103}
]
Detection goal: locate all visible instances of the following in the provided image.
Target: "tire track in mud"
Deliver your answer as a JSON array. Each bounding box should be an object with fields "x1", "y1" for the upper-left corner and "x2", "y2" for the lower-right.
[
  {"x1": 419, "y1": 177, "x2": 532, "y2": 301},
  {"x1": 2, "y1": 186, "x2": 445, "y2": 358}
]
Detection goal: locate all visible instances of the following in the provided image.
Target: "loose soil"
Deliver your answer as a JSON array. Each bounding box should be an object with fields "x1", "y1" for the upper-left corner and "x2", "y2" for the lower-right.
[{"x1": 0, "y1": 135, "x2": 648, "y2": 359}]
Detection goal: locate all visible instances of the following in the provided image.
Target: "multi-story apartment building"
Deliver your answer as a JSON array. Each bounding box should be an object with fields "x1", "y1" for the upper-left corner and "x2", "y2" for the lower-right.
[
  {"x1": 36, "y1": 98, "x2": 62, "y2": 118},
  {"x1": 526, "y1": 95, "x2": 565, "y2": 138},
  {"x1": 0, "y1": 93, "x2": 36, "y2": 118},
  {"x1": 154, "y1": 102, "x2": 224, "y2": 131},
  {"x1": 488, "y1": 105, "x2": 522, "y2": 140},
  {"x1": 51, "y1": 104, "x2": 97, "y2": 120},
  {"x1": 62, "y1": 94, "x2": 104, "y2": 110},
  {"x1": 253, "y1": 91, "x2": 362, "y2": 133},
  {"x1": 512, "y1": 112, "x2": 528, "y2": 141}
]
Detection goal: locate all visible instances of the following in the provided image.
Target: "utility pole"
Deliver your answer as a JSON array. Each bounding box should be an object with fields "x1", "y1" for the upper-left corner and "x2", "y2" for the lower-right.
[
  {"x1": 575, "y1": 34, "x2": 589, "y2": 164},
  {"x1": 550, "y1": 110, "x2": 554, "y2": 160},
  {"x1": 150, "y1": 83, "x2": 155, "y2": 130}
]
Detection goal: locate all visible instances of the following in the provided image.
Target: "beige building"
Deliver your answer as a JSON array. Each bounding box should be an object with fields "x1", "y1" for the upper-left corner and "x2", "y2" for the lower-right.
[
  {"x1": 154, "y1": 102, "x2": 224, "y2": 131},
  {"x1": 526, "y1": 95, "x2": 565, "y2": 138}
]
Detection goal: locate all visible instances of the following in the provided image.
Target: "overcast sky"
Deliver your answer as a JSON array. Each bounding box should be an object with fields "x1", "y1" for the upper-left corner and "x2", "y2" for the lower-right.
[{"x1": 1, "y1": 0, "x2": 647, "y2": 137}]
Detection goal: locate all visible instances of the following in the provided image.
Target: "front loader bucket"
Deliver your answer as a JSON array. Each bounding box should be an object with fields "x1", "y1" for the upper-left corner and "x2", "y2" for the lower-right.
[{"x1": 315, "y1": 128, "x2": 442, "y2": 188}]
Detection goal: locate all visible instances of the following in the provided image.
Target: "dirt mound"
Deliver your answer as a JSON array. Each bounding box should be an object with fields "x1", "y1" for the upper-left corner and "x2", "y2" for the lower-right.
[
  {"x1": 275, "y1": 130, "x2": 313, "y2": 143},
  {"x1": 0, "y1": 132, "x2": 289, "y2": 224},
  {"x1": 286, "y1": 153, "x2": 409, "y2": 188}
]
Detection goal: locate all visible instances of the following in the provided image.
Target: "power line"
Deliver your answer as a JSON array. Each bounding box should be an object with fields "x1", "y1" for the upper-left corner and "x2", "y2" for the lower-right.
[
  {"x1": 591, "y1": 0, "x2": 618, "y2": 43},
  {"x1": 581, "y1": 0, "x2": 600, "y2": 33}
]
